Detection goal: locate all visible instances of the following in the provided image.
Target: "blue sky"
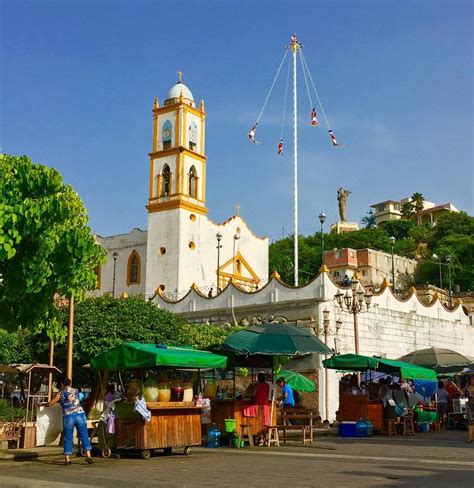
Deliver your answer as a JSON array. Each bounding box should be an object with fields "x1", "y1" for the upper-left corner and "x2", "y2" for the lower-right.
[{"x1": 1, "y1": 0, "x2": 472, "y2": 241}]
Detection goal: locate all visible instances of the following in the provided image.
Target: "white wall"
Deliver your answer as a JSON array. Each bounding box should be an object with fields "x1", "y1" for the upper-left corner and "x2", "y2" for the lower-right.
[
  {"x1": 91, "y1": 228, "x2": 148, "y2": 297},
  {"x1": 155, "y1": 270, "x2": 473, "y2": 420}
]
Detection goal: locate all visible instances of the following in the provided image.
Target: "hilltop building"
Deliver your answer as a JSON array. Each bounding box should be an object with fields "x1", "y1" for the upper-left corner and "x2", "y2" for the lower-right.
[
  {"x1": 370, "y1": 198, "x2": 459, "y2": 226},
  {"x1": 323, "y1": 248, "x2": 418, "y2": 291}
]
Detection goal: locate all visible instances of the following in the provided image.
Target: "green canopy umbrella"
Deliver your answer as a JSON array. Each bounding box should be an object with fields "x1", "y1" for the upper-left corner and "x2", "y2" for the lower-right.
[
  {"x1": 90, "y1": 342, "x2": 227, "y2": 370},
  {"x1": 276, "y1": 370, "x2": 316, "y2": 393},
  {"x1": 322, "y1": 353, "x2": 436, "y2": 380},
  {"x1": 222, "y1": 323, "x2": 332, "y2": 356},
  {"x1": 397, "y1": 347, "x2": 473, "y2": 373}
]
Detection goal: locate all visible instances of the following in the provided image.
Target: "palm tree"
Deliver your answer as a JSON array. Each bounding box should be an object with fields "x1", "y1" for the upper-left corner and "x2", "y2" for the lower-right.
[
  {"x1": 411, "y1": 192, "x2": 425, "y2": 224},
  {"x1": 401, "y1": 201, "x2": 415, "y2": 220}
]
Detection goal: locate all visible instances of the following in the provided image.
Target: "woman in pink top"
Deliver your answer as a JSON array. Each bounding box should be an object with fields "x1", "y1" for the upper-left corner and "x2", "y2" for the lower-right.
[{"x1": 253, "y1": 372, "x2": 270, "y2": 406}]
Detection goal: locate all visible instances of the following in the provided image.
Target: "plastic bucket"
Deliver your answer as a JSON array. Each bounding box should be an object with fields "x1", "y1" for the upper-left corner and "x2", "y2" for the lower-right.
[
  {"x1": 233, "y1": 437, "x2": 245, "y2": 448},
  {"x1": 225, "y1": 419, "x2": 237, "y2": 433},
  {"x1": 418, "y1": 422, "x2": 430, "y2": 433}
]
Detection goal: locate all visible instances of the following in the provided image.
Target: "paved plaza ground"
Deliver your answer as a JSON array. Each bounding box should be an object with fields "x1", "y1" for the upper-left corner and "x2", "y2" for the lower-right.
[{"x1": 0, "y1": 431, "x2": 472, "y2": 487}]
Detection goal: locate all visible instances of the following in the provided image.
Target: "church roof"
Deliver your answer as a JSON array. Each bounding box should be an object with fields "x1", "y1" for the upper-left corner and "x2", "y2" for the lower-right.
[{"x1": 166, "y1": 81, "x2": 194, "y2": 102}]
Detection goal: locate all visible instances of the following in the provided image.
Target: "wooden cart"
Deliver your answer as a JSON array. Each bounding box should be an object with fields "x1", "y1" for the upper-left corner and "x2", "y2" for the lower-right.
[{"x1": 115, "y1": 401, "x2": 202, "y2": 459}]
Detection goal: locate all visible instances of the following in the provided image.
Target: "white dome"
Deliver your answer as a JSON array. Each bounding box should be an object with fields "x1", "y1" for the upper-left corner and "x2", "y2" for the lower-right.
[{"x1": 166, "y1": 82, "x2": 194, "y2": 102}]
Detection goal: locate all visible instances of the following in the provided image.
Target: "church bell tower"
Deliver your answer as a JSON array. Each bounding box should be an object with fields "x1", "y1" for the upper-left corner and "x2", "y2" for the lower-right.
[
  {"x1": 145, "y1": 73, "x2": 208, "y2": 298},
  {"x1": 146, "y1": 72, "x2": 207, "y2": 215}
]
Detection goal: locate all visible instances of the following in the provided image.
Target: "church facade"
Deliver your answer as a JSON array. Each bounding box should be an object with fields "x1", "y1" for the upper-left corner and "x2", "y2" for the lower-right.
[{"x1": 92, "y1": 78, "x2": 268, "y2": 300}]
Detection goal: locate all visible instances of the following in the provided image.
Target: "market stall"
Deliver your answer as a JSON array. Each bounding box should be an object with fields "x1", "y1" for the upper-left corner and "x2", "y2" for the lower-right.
[
  {"x1": 323, "y1": 353, "x2": 437, "y2": 432},
  {"x1": 0, "y1": 363, "x2": 61, "y2": 448},
  {"x1": 90, "y1": 342, "x2": 227, "y2": 458},
  {"x1": 213, "y1": 323, "x2": 331, "y2": 440}
]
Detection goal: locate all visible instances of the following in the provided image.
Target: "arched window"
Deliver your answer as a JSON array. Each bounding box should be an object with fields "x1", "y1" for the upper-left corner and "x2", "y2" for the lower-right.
[
  {"x1": 162, "y1": 120, "x2": 172, "y2": 150},
  {"x1": 127, "y1": 250, "x2": 141, "y2": 285},
  {"x1": 161, "y1": 164, "x2": 171, "y2": 197},
  {"x1": 188, "y1": 166, "x2": 197, "y2": 198}
]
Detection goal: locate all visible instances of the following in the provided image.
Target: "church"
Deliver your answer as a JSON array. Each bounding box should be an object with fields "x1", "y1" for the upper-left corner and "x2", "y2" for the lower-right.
[{"x1": 92, "y1": 76, "x2": 268, "y2": 300}]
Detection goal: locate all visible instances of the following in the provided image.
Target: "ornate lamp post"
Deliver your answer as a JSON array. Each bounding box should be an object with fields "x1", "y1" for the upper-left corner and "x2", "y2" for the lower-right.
[
  {"x1": 216, "y1": 232, "x2": 223, "y2": 292},
  {"x1": 432, "y1": 253, "x2": 443, "y2": 290},
  {"x1": 334, "y1": 273, "x2": 373, "y2": 355},
  {"x1": 389, "y1": 236, "x2": 396, "y2": 292},
  {"x1": 112, "y1": 251, "x2": 119, "y2": 297},
  {"x1": 446, "y1": 254, "x2": 453, "y2": 308},
  {"x1": 318, "y1": 212, "x2": 326, "y2": 263},
  {"x1": 322, "y1": 309, "x2": 342, "y2": 421}
]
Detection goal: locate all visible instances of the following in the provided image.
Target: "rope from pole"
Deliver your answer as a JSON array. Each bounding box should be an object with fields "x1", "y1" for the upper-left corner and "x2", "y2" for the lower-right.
[
  {"x1": 300, "y1": 49, "x2": 331, "y2": 130},
  {"x1": 255, "y1": 48, "x2": 289, "y2": 125},
  {"x1": 299, "y1": 49, "x2": 314, "y2": 112},
  {"x1": 279, "y1": 55, "x2": 291, "y2": 141}
]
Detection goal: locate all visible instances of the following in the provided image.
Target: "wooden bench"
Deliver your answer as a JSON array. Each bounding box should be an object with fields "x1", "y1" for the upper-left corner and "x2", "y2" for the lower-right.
[{"x1": 278, "y1": 410, "x2": 315, "y2": 444}]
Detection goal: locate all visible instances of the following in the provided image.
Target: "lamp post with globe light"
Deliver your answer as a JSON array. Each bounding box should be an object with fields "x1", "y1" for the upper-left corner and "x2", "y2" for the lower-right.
[
  {"x1": 318, "y1": 212, "x2": 327, "y2": 264},
  {"x1": 334, "y1": 272, "x2": 373, "y2": 355},
  {"x1": 216, "y1": 232, "x2": 223, "y2": 292}
]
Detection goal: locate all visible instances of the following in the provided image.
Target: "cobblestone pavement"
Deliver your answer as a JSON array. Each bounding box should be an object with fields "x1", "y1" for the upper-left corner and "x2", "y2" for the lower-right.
[{"x1": 0, "y1": 431, "x2": 472, "y2": 488}]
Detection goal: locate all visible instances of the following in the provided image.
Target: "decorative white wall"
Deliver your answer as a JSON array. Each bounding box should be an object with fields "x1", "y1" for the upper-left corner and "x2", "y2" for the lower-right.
[{"x1": 154, "y1": 269, "x2": 473, "y2": 420}]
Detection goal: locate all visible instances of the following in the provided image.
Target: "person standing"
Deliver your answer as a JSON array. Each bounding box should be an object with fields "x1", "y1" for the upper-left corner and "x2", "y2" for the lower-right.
[
  {"x1": 433, "y1": 381, "x2": 448, "y2": 427},
  {"x1": 463, "y1": 375, "x2": 474, "y2": 443},
  {"x1": 252, "y1": 372, "x2": 270, "y2": 406},
  {"x1": 41, "y1": 378, "x2": 94, "y2": 465},
  {"x1": 276, "y1": 377, "x2": 297, "y2": 425}
]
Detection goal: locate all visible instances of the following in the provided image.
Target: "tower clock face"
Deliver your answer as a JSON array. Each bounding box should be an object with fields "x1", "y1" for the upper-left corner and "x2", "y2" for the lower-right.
[
  {"x1": 162, "y1": 120, "x2": 173, "y2": 142},
  {"x1": 189, "y1": 122, "x2": 198, "y2": 144}
]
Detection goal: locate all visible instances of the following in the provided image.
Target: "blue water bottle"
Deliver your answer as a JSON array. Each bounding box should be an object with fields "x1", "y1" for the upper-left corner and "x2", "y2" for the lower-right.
[
  {"x1": 207, "y1": 423, "x2": 221, "y2": 448},
  {"x1": 356, "y1": 418, "x2": 367, "y2": 437}
]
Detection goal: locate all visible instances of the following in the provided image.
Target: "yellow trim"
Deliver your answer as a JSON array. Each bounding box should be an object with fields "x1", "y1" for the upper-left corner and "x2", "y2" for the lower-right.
[
  {"x1": 202, "y1": 160, "x2": 206, "y2": 203},
  {"x1": 152, "y1": 111, "x2": 158, "y2": 153},
  {"x1": 183, "y1": 103, "x2": 205, "y2": 118},
  {"x1": 148, "y1": 158, "x2": 154, "y2": 199},
  {"x1": 146, "y1": 199, "x2": 208, "y2": 215},
  {"x1": 217, "y1": 251, "x2": 260, "y2": 286},
  {"x1": 183, "y1": 110, "x2": 187, "y2": 149},
  {"x1": 200, "y1": 112, "x2": 205, "y2": 156},
  {"x1": 149, "y1": 147, "x2": 207, "y2": 163},
  {"x1": 126, "y1": 250, "x2": 141, "y2": 286}
]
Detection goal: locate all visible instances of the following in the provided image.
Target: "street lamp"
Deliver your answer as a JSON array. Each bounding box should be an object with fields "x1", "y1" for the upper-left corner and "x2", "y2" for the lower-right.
[
  {"x1": 216, "y1": 232, "x2": 223, "y2": 292},
  {"x1": 334, "y1": 273, "x2": 373, "y2": 355},
  {"x1": 446, "y1": 254, "x2": 453, "y2": 308},
  {"x1": 112, "y1": 252, "x2": 119, "y2": 297},
  {"x1": 432, "y1": 253, "x2": 443, "y2": 290},
  {"x1": 233, "y1": 231, "x2": 240, "y2": 276},
  {"x1": 318, "y1": 212, "x2": 327, "y2": 264},
  {"x1": 321, "y1": 308, "x2": 342, "y2": 421},
  {"x1": 389, "y1": 236, "x2": 396, "y2": 292}
]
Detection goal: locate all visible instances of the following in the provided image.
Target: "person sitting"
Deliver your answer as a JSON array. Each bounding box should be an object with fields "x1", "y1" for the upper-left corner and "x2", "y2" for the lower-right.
[{"x1": 277, "y1": 377, "x2": 296, "y2": 425}]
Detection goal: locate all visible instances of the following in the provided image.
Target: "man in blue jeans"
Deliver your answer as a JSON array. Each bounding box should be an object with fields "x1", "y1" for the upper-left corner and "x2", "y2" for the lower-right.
[
  {"x1": 277, "y1": 377, "x2": 296, "y2": 424},
  {"x1": 41, "y1": 378, "x2": 94, "y2": 466}
]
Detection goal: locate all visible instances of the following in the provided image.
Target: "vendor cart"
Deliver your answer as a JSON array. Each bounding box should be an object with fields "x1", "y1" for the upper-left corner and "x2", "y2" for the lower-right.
[
  {"x1": 90, "y1": 342, "x2": 227, "y2": 459},
  {"x1": 114, "y1": 401, "x2": 201, "y2": 458}
]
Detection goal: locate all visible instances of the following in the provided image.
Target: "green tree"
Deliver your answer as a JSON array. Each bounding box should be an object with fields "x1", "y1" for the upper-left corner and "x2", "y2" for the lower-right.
[
  {"x1": 0, "y1": 155, "x2": 106, "y2": 330},
  {"x1": 0, "y1": 328, "x2": 35, "y2": 364},
  {"x1": 401, "y1": 201, "x2": 415, "y2": 220},
  {"x1": 52, "y1": 295, "x2": 236, "y2": 373},
  {"x1": 411, "y1": 192, "x2": 425, "y2": 217},
  {"x1": 361, "y1": 209, "x2": 376, "y2": 229}
]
